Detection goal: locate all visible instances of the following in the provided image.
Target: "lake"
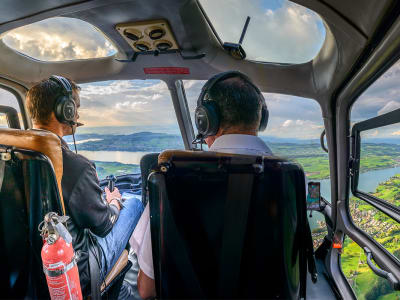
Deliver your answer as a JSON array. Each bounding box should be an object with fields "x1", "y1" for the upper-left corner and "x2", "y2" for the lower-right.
[
  {"x1": 310, "y1": 166, "x2": 400, "y2": 229},
  {"x1": 78, "y1": 150, "x2": 149, "y2": 165}
]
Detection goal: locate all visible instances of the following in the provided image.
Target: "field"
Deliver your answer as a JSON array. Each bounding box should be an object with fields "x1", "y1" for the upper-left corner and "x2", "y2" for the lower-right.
[
  {"x1": 269, "y1": 142, "x2": 400, "y2": 180},
  {"x1": 95, "y1": 161, "x2": 140, "y2": 179}
]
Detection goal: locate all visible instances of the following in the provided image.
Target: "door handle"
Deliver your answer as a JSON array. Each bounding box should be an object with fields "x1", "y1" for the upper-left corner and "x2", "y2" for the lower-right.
[{"x1": 364, "y1": 247, "x2": 400, "y2": 290}]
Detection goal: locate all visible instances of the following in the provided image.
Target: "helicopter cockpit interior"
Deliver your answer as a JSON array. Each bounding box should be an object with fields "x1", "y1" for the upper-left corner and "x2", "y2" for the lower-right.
[{"x1": 0, "y1": 0, "x2": 400, "y2": 299}]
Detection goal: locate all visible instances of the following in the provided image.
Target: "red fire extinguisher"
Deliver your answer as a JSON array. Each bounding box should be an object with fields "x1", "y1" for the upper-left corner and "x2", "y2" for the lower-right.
[{"x1": 40, "y1": 212, "x2": 83, "y2": 300}]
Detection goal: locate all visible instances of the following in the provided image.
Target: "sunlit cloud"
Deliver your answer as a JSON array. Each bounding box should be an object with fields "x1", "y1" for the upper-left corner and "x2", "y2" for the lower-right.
[
  {"x1": 199, "y1": 0, "x2": 325, "y2": 63},
  {"x1": 1, "y1": 17, "x2": 116, "y2": 61},
  {"x1": 391, "y1": 131, "x2": 400, "y2": 136},
  {"x1": 377, "y1": 101, "x2": 400, "y2": 115},
  {"x1": 282, "y1": 120, "x2": 292, "y2": 127},
  {"x1": 77, "y1": 80, "x2": 175, "y2": 127}
]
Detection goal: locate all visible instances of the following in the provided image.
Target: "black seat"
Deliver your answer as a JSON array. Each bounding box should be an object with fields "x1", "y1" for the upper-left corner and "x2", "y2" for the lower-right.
[
  {"x1": 0, "y1": 133, "x2": 64, "y2": 299},
  {"x1": 0, "y1": 128, "x2": 132, "y2": 299},
  {"x1": 147, "y1": 150, "x2": 315, "y2": 299}
]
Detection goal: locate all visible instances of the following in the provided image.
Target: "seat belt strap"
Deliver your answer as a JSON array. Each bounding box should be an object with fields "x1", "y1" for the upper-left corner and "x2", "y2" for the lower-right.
[
  {"x1": 218, "y1": 172, "x2": 254, "y2": 297},
  {"x1": 305, "y1": 219, "x2": 318, "y2": 282},
  {"x1": 161, "y1": 178, "x2": 205, "y2": 297},
  {"x1": 88, "y1": 232, "x2": 101, "y2": 300},
  {"x1": 0, "y1": 160, "x2": 5, "y2": 192}
]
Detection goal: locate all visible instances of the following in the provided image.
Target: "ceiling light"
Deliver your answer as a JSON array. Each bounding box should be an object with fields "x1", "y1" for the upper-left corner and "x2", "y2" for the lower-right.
[
  {"x1": 135, "y1": 42, "x2": 150, "y2": 52},
  {"x1": 147, "y1": 26, "x2": 165, "y2": 40},
  {"x1": 155, "y1": 40, "x2": 172, "y2": 51},
  {"x1": 123, "y1": 29, "x2": 142, "y2": 41}
]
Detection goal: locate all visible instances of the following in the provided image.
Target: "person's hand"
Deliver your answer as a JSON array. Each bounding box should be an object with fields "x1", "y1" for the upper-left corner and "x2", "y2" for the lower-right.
[{"x1": 105, "y1": 187, "x2": 122, "y2": 210}]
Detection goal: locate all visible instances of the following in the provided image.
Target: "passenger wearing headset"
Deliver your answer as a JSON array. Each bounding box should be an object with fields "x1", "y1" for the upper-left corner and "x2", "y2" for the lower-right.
[
  {"x1": 131, "y1": 71, "x2": 273, "y2": 299},
  {"x1": 25, "y1": 76, "x2": 144, "y2": 298}
]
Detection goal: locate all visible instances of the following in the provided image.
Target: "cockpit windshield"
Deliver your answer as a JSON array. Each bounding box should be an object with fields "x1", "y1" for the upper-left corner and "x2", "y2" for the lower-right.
[{"x1": 64, "y1": 80, "x2": 183, "y2": 179}]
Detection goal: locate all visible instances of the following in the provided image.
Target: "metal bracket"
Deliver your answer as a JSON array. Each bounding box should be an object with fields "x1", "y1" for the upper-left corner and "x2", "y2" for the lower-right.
[
  {"x1": 364, "y1": 247, "x2": 400, "y2": 290},
  {"x1": 0, "y1": 153, "x2": 11, "y2": 161},
  {"x1": 348, "y1": 156, "x2": 358, "y2": 177}
]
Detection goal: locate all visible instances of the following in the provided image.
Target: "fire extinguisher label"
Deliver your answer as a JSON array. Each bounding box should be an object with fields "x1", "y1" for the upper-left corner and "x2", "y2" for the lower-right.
[
  {"x1": 46, "y1": 272, "x2": 80, "y2": 300},
  {"x1": 49, "y1": 261, "x2": 65, "y2": 269}
]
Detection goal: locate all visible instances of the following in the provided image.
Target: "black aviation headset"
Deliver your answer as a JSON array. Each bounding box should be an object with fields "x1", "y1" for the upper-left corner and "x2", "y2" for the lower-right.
[
  {"x1": 49, "y1": 75, "x2": 77, "y2": 125},
  {"x1": 49, "y1": 75, "x2": 79, "y2": 154},
  {"x1": 194, "y1": 71, "x2": 269, "y2": 138}
]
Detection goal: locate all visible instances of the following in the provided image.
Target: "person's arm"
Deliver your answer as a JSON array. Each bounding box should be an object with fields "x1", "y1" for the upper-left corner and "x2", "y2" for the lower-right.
[
  {"x1": 137, "y1": 269, "x2": 156, "y2": 299},
  {"x1": 68, "y1": 163, "x2": 120, "y2": 237},
  {"x1": 130, "y1": 203, "x2": 156, "y2": 298}
]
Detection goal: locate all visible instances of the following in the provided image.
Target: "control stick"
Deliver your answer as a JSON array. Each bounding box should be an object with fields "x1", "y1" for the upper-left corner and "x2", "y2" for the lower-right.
[{"x1": 106, "y1": 175, "x2": 117, "y2": 192}]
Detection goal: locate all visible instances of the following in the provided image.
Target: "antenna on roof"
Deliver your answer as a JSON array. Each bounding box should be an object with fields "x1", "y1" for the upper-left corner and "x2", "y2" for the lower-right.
[
  {"x1": 223, "y1": 16, "x2": 250, "y2": 60},
  {"x1": 239, "y1": 16, "x2": 251, "y2": 45}
]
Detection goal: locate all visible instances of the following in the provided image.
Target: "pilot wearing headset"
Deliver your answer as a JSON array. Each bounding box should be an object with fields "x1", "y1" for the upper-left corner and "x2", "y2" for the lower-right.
[
  {"x1": 131, "y1": 71, "x2": 273, "y2": 299},
  {"x1": 25, "y1": 76, "x2": 144, "y2": 298}
]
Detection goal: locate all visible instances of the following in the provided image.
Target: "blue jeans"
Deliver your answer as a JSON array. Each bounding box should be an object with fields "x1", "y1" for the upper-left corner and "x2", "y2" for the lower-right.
[{"x1": 96, "y1": 193, "x2": 144, "y2": 278}]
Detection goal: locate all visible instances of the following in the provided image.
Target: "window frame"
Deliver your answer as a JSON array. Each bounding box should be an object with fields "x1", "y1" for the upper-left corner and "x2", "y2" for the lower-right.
[
  {"x1": 350, "y1": 108, "x2": 400, "y2": 223},
  {"x1": 0, "y1": 106, "x2": 20, "y2": 129},
  {"x1": 0, "y1": 84, "x2": 27, "y2": 129}
]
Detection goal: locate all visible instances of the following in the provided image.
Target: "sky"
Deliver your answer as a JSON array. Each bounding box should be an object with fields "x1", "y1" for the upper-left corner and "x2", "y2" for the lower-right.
[{"x1": 0, "y1": 1, "x2": 398, "y2": 140}]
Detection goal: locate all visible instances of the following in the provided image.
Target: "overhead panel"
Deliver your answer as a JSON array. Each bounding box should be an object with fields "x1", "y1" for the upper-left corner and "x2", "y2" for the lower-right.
[{"x1": 116, "y1": 20, "x2": 178, "y2": 53}]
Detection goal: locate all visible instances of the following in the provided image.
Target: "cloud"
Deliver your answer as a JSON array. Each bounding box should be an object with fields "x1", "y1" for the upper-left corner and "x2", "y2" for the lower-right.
[
  {"x1": 391, "y1": 130, "x2": 400, "y2": 136},
  {"x1": 77, "y1": 80, "x2": 176, "y2": 127},
  {"x1": 352, "y1": 61, "x2": 400, "y2": 124},
  {"x1": 377, "y1": 101, "x2": 400, "y2": 115},
  {"x1": 199, "y1": 0, "x2": 325, "y2": 63},
  {"x1": 1, "y1": 17, "x2": 116, "y2": 61},
  {"x1": 363, "y1": 129, "x2": 379, "y2": 138},
  {"x1": 282, "y1": 120, "x2": 292, "y2": 127}
]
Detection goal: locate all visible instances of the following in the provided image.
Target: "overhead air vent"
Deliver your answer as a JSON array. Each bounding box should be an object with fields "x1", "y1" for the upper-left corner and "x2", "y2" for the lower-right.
[{"x1": 116, "y1": 20, "x2": 178, "y2": 53}]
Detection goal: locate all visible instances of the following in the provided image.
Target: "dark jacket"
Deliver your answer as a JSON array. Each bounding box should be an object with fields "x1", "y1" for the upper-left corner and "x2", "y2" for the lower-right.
[{"x1": 60, "y1": 138, "x2": 119, "y2": 295}]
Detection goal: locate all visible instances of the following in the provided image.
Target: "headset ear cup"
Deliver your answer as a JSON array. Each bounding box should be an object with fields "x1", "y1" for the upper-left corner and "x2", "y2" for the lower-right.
[
  {"x1": 54, "y1": 96, "x2": 76, "y2": 124},
  {"x1": 195, "y1": 102, "x2": 220, "y2": 137},
  {"x1": 259, "y1": 104, "x2": 269, "y2": 132}
]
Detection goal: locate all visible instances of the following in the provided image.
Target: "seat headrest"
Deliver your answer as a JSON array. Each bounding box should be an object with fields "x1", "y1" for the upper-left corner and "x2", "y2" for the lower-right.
[
  {"x1": 0, "y1": 128, "x2": 65, "y2": 214},
  {"x1": 158, "y1": 149, "x2": 277, "y2": 165}
]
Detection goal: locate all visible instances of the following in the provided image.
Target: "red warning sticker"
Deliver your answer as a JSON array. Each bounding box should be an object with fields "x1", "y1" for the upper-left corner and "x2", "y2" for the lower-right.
[{"x1": 144, "y1": 67, "x2": 190, "y2": 74}]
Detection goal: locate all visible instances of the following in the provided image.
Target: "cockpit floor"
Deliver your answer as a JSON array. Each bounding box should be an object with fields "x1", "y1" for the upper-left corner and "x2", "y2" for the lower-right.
[
  {"x1": 124, "y1": 252, "x2": 338, "y2": 299},
  {"x1": 306, "y1": 259, "x2": 338, "y2": 299}
]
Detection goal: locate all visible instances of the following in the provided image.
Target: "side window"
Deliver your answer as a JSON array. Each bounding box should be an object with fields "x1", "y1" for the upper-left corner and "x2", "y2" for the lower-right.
[
  {"x1": 0, "y1": 87, "x2": 23, "y2": 128},
  {"x1": 183, "y1": 80, "x2": 330, "y2": 248},
  {"x1": 67, "y1": 80, "x2": 183, "y2": 180},
  {"x1": 341, "y1": 60, "x2": 400, "y2": 299},
  {"x1": 349, "y1": 60, "x2": 400, "y2": 256}
]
